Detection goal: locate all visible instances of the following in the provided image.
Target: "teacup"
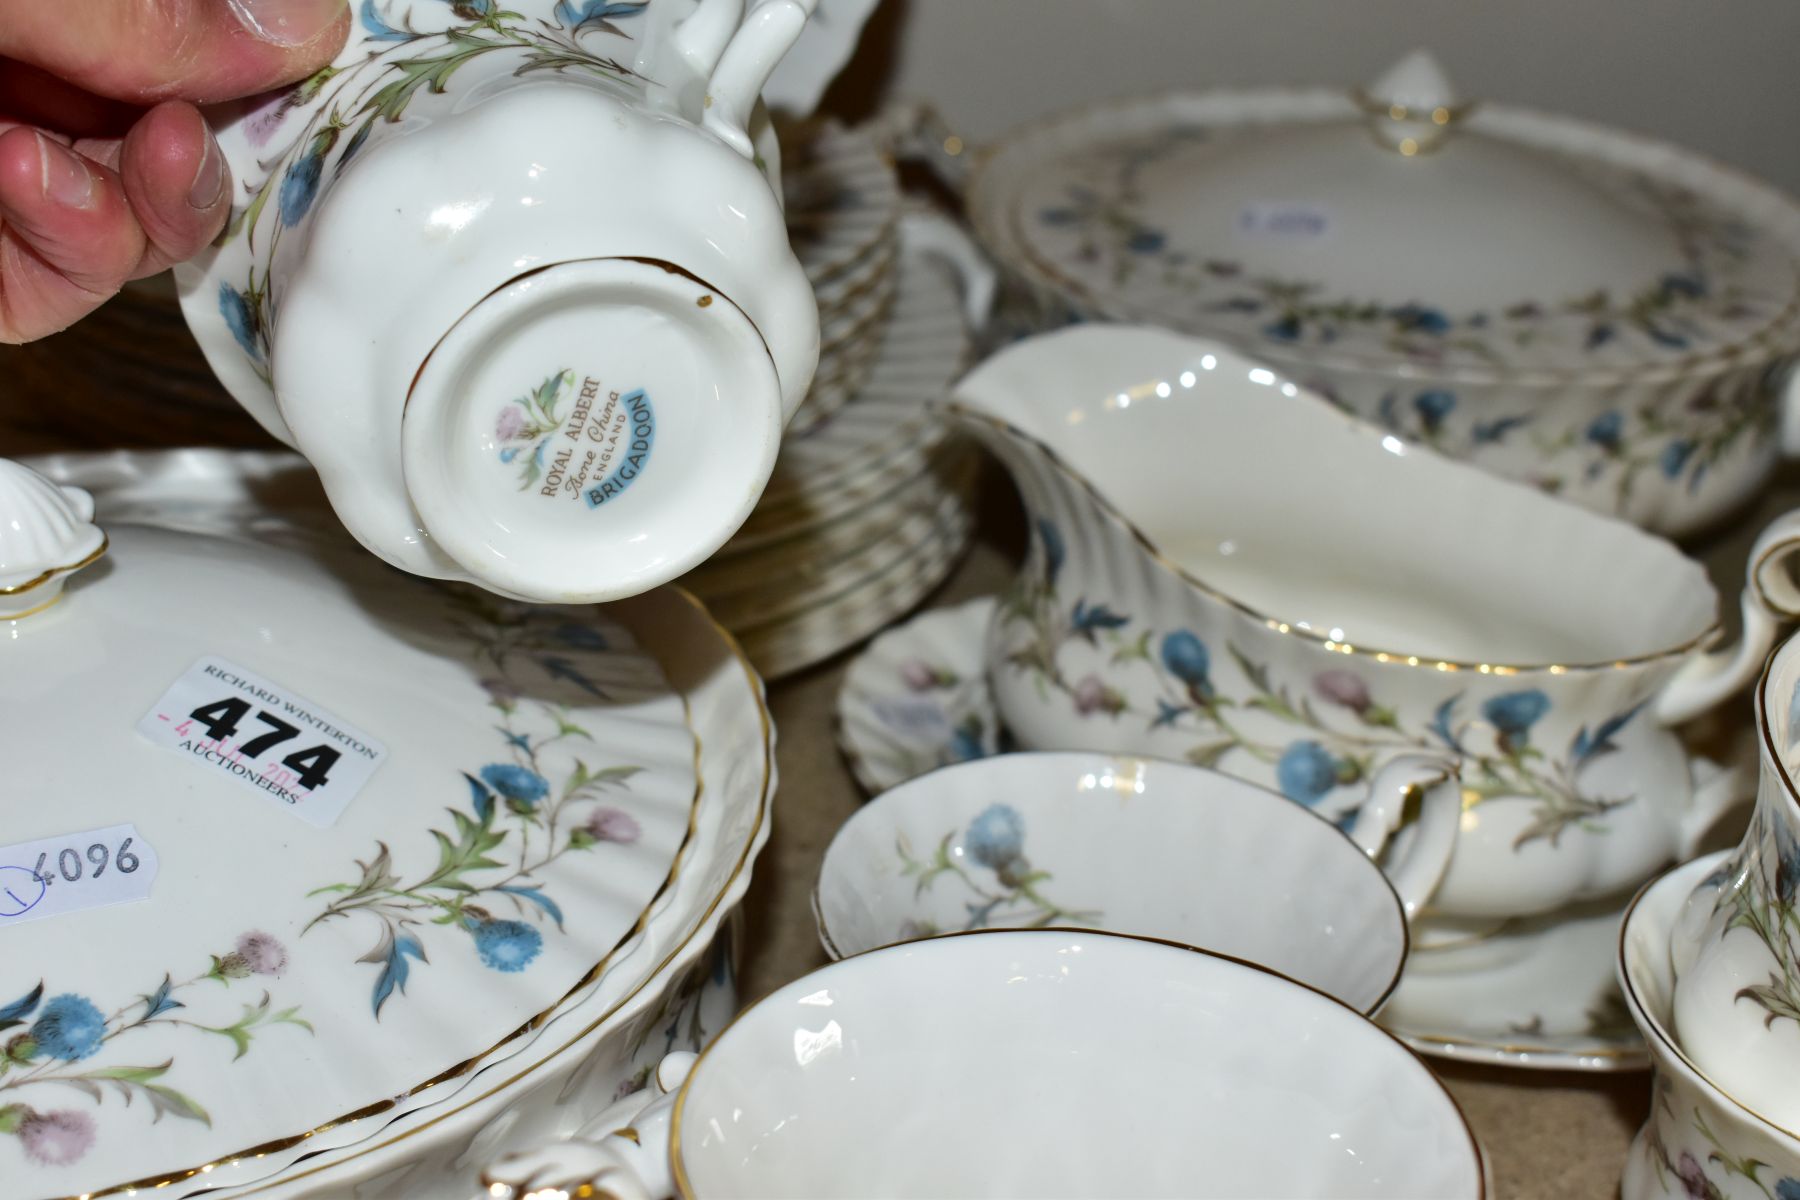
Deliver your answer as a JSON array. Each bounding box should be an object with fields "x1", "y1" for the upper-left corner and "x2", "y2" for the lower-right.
[
  {"x1": 813, "y1": 751, "x2": 1447, "y2": 1014},
  {"x1": 1620, "y1": 852, "x2": 1800, "y2": 1199},
  {"x1": 1669, "y1": 629, "x2": 1800, "y2": 1133},
  {"x1": 482, "y1": 929, "x2": 1486, "y2": 1198},
  {"x1": 948, "y1": 325, "x2": 1800, "y2": 922},
  {"x1": 176, "y1": 0, "x2": 822, "y2": 602}
]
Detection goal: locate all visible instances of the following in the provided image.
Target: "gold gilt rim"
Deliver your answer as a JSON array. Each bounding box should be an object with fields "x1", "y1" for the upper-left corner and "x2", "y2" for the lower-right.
[
  {"x1": 216, "y1": 585, "x2": 774, "y2": 1197},
  {"x1": 669, "y1": 927, "x2": 1485, "y2": 1200},
  {"x1": 1391, "y1": 1028, "x2": 1647, "y2": 1069},
  {"x1": 808, "y1": 751, "x2": 1413, "y2": 1019},
  {"x1": 0, "y1": 535, "x2": 107, "y2": 596},
  {"x1": 966, "y1": 86, "x2": 1800, "y2": 389},
  {"x1": 945, "y1": 401, "x2": 1724, "y2": 676},
  {"x1": 61, "y1": 585, "x2": 760, "y2": 1200},
  {"x1": 1617, "y1": 851, "x2": 1800, "y2": 1140}
]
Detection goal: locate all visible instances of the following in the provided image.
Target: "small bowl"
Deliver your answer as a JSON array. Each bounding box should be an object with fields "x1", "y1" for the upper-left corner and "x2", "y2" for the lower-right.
[
  {"x1": 674, "y1": 929, "x2": 1485, "y2": 1198},
  {"x1": 1619, "y1": 853, "x2": 1800, "y2": 1198},
  {"x1": 814, "y1": 751, "x2": 1410, "y2": 1015}
]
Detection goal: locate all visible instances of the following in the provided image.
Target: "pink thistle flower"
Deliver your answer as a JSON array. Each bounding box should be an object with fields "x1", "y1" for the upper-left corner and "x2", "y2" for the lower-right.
[
  {"x1": 235, "y1": 931, "x2": 288, "y2": 977},
  {"x1": 583, "y1": 807, "x2": 640, "y2": 845},
  {"x1": 19, "y1": 1109, "x2": 96, "y2": 1166}
]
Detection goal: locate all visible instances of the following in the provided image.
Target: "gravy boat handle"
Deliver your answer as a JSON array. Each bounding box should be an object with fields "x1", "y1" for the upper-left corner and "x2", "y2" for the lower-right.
[
  {"x1": 1343, "y1": 755, "x2": 1462, "y2": 921},
  {"x1": 478, "y1": 1051, "x2": 695, "y2": 1200},
  {"x1": 1655, "y1": 509, "x2": 1800, "y2": 727}
]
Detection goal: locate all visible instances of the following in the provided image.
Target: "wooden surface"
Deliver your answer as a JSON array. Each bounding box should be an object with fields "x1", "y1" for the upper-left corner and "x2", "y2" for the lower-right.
[{"x1": 26, "y1": 279, "x2": 1800, "y2": 1199}]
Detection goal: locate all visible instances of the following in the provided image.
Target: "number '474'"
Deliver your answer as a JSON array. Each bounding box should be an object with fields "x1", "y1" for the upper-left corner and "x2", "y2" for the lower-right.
[{"x1": 188, "y1": 697, "x2": 340, "y2": 790}]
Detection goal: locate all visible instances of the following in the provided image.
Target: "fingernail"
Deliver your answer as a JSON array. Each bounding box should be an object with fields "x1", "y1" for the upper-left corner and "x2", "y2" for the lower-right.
[
  {"x1": 227, "y1": 0, "x2": 346, "y2": 47},
  {"x1": 188, "y1": 134, "x2": 226, "y2": 210},
  {"x1": 35, "y1": 134, "x2": 94, "y2": 209}
]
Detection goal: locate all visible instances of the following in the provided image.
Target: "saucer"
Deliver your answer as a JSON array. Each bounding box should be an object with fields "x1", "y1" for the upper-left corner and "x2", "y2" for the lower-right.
[
  {"x1": 1379, "y1": 892, "x2": 1648, "y2": 1071},
  {"x1": 836, "y1": 596, "x2": 1002, "y2": 793},
  {"x1": 834, "y1": 594, "x2": 1648, "y2": 1070}
]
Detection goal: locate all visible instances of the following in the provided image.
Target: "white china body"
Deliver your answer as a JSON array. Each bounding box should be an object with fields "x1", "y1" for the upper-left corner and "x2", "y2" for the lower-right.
[
  {"x1": 813, "y1": 751, "x2": 1411, "y2": 1015},
  {"x1": 1670, "y1": 629, "x2": 1800, "y2": 1136},
  {"x1": 948, "y1": 325, "x2": 1800, "y2": 922},
  {"x1": 174, "y1": 0, "x2": 821, "y2": 602},
  {"x1": 962, "y1": 63, "x2": 1800, "y2": 537},
  {"x1": 1621, "y1": 853, "x2": 1800, "y2": 1200}
]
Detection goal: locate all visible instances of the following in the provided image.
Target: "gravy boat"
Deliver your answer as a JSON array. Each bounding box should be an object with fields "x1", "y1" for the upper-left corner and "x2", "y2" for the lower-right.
[{"x1": 947, "y1": 326, "x2": 1800, "y2": 921}]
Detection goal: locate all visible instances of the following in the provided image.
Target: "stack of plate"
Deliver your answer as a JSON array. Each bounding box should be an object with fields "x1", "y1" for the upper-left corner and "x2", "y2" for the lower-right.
[
  {"x1": 678, "y1": 123, "x2": 984, "y2": 681},
  {"x1": 781, "y1": 119, "x2": 902, "y2": 433}
]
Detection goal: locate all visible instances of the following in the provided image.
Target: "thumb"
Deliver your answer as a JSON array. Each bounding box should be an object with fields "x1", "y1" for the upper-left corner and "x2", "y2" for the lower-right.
[{"x1": 0, "y1": 0, "x2": 351, "y2": 107}]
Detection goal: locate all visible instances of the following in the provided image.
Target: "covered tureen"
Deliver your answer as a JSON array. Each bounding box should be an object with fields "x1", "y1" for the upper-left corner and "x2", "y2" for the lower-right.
[
  {"x1": 967, "y1": 51, "x2": 1800, "y2": 536},
  {"x1": 0, "y1": 454, "x2": 771, "y2": 1198}
]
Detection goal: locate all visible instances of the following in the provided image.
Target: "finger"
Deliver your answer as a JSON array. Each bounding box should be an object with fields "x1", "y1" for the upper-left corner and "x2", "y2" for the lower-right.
[
  {"x1": 118, "y1": 101, "x2": 228, "y2": 278},
  {"x1": 0, "y1": 61, "x2": 142, "y2": 139},
  {"x1": 0, "y1": 126, "x2": 146, "y2": 342},
  {"x1": 0, "y1": 0, "x2": 351, "y2": 107}
]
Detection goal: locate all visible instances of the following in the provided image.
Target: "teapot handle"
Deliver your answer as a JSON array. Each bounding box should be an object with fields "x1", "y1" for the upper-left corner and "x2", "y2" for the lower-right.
[
  {"x1": 673, "y1": 0, "x2": 744, "y2": 77},
  {"x1": 1655, "y1": 509, "x2": 1800, "y2": 727},
  {"x1": 703, "y1": 0, "x2": 817, "y2": 161},
  {"x1": 1343, "y1": 755, "x2": 1462, "y2": 921},
  {"x1": 478, "y1": 1051, "x2": 696, "y2": 1200}
]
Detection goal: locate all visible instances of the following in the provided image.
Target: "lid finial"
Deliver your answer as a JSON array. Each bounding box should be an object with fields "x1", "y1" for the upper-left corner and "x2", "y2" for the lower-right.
[
  {"x1": 0, "y1": 459, "x2": 106, "y2": 619},
  {"x1": 1355, "y1": 50, "x2": 1469, "y2": 156}
]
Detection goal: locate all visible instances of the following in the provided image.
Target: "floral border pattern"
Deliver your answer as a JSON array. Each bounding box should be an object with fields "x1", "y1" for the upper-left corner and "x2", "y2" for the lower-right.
[
  {"x1": 305, "y1": 588, "x2": 647, "y2": 1016},
  {"x1": 1028, "y1": 124, "x2": 1770, "y2": 368},
  {"x1": 0, "y1": 937, "x2": 309, "y2": 1169},
  {"x1": 998, "y1": 518, "x2": 1649, "y2": 848},
  {"x1": 215, "y1": 0, "x2": 650, "y2": 378}
]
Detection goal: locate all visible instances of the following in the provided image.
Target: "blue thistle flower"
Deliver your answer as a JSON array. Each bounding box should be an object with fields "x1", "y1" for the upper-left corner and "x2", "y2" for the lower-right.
[
  {"x1": 1263, "y1": 315, "x2": 1302, "y2": 342},
  {"x1": 1393, "y1": 304, "x2": 1451, "y2": 335},
  {"x1": 1127, "y1": 228, "x2": 1166, "y2": 254},
  {"x1": 964, "y1": 804, "x2": 1026, "y2": 870},
  {"x1": 1661, "y1": 439, "x2": 1697, "y2": 480},
  {"x1": 278, "y1": 127, "x2": 338, "y2": 227},
  {"x1": 1277, "y1": 741, "x2": 1345, "y2": 807},
  {"x1": 218, "y1": 283, "x2": 261, "y2": 360},
  {"x1": 553, "y1": 0, "x2": 645, "y2": 33},
  {"x1": 552, "y1": 623, "x2": 607, "y2": 651},
  {"x1": 479, "y1": 763, "x2": 549, "y2": 808},
  {"x1": 29, "y1": 994, "x2": 105, "y2": 1061},
  {"x1": 470, "y1": 919, "x2": 542, "y2": 972},
  {"x1": 1483, "y1": 689, "x2": 1551, "y2": 751},
  {"x1": 1585, "y1": 410, "x2": 1624, "y2": 451},
  {"x1": 1160, "y1": 631, "x2": 1211, "y2": 696},
  {"x1": 1413, "y1": 390, "x2": 1457, "y2": 434},
  {"x1": 1037, "y1": 518, "x2": 1065, "y2": 586}
]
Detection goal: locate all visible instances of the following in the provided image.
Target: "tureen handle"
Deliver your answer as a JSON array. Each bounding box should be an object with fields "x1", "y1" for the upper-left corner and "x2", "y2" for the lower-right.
[
  {"x1": 1343, "y1": 755, "x2": 1462, "y2": 921},
  {"x1": 478, "y1": 1051, "x2": 696, "y2": 1200},
  {"x1": 0, "y1": 457, "x2": 107, "y2": 620},
  {"x1": 1655, "y1": 508, "x2": 1800, "y2": 727},
  {"x1": 1352, "y1": 50, "x2": 1472, "y2": 156},
  {"x1": 703, "y1": 0, "x2": 816, "y2": 160}
]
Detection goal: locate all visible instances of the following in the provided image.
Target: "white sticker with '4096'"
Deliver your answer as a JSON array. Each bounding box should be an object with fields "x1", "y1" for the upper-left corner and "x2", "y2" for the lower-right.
[{"x1": 137, "y1": 657, "x2": 386, "y2": 828}]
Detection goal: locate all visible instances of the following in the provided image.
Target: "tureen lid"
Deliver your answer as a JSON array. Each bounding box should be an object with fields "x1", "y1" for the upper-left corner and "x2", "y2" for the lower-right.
[
  {"x1": 0, "y1": 459, "x2": 703, "y2": 1195},
  {"x1": 971, "y1": 50, "x2": 1800, "y2": 383},
  {"x1": 0, "y1": 458, "x2": 105, "y2": 617}
]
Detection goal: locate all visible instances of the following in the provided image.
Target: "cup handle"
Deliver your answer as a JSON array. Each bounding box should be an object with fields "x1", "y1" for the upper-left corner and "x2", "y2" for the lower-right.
[
  {"x1": 1676, "y1": 753, "x2": 1756, "y2": 859},
  {"x1": 1655, "y1": 509, "x2": 1800, "y2": 727},
  {"x1": 898, "y1": 209, "x2": 998, "y2": 333},
  {"x1": 673, "y1": 0, "x2": 745, "y2": 78},
  {"x1": 703, "y1": 0, "x2": 816, "y2": 160},
  {"x1": 478, "y1": 1051, "x2": 696, "y2": 1200},
  {"x1": 1344, "y1": 755, "x2": 1462, "y2": 921}
]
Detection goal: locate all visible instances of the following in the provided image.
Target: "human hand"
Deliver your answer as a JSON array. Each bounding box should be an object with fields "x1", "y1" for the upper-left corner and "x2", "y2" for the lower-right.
[{"x1": 0, "y1": 0, "x2": 350, "y2": 343}]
